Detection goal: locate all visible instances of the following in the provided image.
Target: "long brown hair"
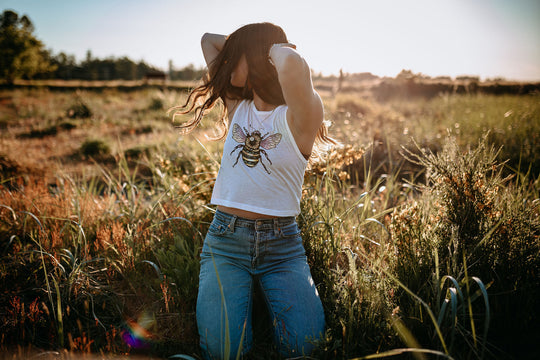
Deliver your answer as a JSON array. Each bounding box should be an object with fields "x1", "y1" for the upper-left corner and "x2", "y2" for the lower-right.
[{"x1": 169, "y1": 22, "x2": 336, "y2": 147}]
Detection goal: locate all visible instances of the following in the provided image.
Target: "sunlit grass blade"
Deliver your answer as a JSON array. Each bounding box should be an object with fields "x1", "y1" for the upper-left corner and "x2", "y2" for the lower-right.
[
  {"x1": 0, "y1": 204, "x2": 17, "y2": 221},
  {"x1": 440, "y1": 276, "x2": 464, "y2": 303},
  {"x1": 462, "y1": 255, "x2": 477, "y2": 349},
  {"x1": 336, "y1": 191, "x2": 369, "y2": 220},
  {"x1": 52, "y1": 276, "x2": 64, "y2": 348},
  {"x1": 390, "y1": 316, "x2": 426, "y2": 360},
  {"x1": 35, "y1": 239, "x2": 57, "y2": 328},
  {"x1": 3, "y1": 235, "x2": 19, "y2": 255},
  {"x1": 235, "y1": 320, "x2": 247, "y2": 360},
  {"x1": 439, "y1": 275, "x2": 465, "y2": 326},
  {"x1": 69, "y1": 220, "x2": 88, "y2": 257},
  {"x1": 358, "y1": 234, "x2": 380, "y2": 247},
  {"x1": 438, "y1": 299, "x2": 449, "y2": 327},
  {"x1": 471, "y1": 276, "x2": 491, "y2": 359},
  {"x1": 365, "y1": 217, "x2": 391, "y2": 237},
  {"x1": 192, "y1": 134, "x2": 220, "y2": 167},
  {"x1": 355, "y1": 250, "x2": 449, "y2": 354},
  {"x1": 169, "y1": 355, "x2": 198, "y2": 360},
  {"x1": 208, "y1": 245, "x2": 231, "y2": 359},
  {"x1": 21, "y1": 210, "x2": 44, "y2": 232},
  {"x1": 352, "y1": 347, "x2": 455, "y2": 360},
  {"x1": 141, "y1": 260, "x2": 164, "y2": 281},
  {"x1": 31, "y1": 248, "x2": 66, "y2": 274}
]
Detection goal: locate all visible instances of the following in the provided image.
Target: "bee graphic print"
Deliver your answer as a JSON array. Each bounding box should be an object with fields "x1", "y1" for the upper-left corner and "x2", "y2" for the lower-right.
[{"x1": 230, "y1": 123, "x2": 282, "y2": 174}]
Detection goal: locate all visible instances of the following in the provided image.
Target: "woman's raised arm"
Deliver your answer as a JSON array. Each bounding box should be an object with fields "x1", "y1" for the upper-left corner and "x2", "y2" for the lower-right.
[
  {"x1": 201, "y1": 33, "x2": 227, "y2": 71},
  {"x1": 201, "y1": 32, "x2": 241, "y2": 116},
  {"x1": 269, "y1": 45, "x2": 323, "y2": 157}
]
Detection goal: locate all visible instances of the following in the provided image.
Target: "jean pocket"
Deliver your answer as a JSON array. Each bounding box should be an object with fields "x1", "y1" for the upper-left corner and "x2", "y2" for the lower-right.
[
  {"x1": 280, "y1": 222, "x2": 301, "y2": 238},
  {"x1": 207, "y1": 221, "x2": 227, "y2": 236}
]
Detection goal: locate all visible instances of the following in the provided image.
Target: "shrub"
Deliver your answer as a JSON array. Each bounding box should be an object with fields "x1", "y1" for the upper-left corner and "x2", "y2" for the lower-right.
[
  {"x1": 148, "y1": 97, "x2": 164, "y2": 111},
  {"x1": 67, "y1": 100, "x2": 92, "y2": 119},
  {"x1": 57, "y1": 121, "x2": 77, "y2": 130},
  {"x1": 392, "y1": 135, "x2": 540, "y2": 357},
  {"x1": 17, "y1": 120, "x2": 77, "y2": 139},
  {"x1": 125, "y1": 145, "x2": 152, "y2": 159},
  {"x1": 80, "y1": 139, "x2": 111, "y2": 158}
]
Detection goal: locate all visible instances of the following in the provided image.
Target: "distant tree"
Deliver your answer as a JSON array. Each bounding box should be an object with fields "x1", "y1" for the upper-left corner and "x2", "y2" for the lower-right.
[
  {"x1": 434, "y1": 76, "x2": 452, "y2": 82},
  {"x1": 115, "y1": 56, "x2": 137, "y2": 80},
  {"x1": 168, "y1": 59, "x2": 174, "y2": 78},
  {"x1": 50, "y1": 52, "x2": 77, "y2": 79},
  {"x1": 456, "y1": 75, "x2": 480, "y2": 82},
  {"x1": 85, "y1": 49, "x2": 93, "y2": 63},
  {"x1": 0, "y1": 10, "x2": 55, "y2": 83}
]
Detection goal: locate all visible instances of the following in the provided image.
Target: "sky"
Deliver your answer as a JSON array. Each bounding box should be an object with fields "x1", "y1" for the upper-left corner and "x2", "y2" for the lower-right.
[{"x1": 2, "y1": 0, "x2": 539, "y2": 81}]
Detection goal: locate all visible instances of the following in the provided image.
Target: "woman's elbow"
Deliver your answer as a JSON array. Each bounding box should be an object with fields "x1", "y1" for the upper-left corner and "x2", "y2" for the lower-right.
[
  {"x1": 284, "y1": 52, "x2": 307, "y2": 69},
  {"x1": 201, "y1": 33, "x2": 211, "y2": 46},
  {"x1": 280, "y1": 53, "x2": 310, "y2": 80}
]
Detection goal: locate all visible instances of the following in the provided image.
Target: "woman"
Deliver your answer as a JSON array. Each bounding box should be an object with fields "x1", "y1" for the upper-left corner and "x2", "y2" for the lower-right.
[{"x1": 171, "y1": 22, "x2": 333, "y2": 359}]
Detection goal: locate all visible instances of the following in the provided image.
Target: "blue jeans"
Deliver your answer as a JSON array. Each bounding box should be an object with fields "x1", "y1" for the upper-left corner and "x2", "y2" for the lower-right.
[{"x1": 196, "y1": 210, "x2": 325, "y2": 359}]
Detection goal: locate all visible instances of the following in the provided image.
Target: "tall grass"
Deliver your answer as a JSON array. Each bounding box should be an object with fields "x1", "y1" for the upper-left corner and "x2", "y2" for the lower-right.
[
  {"x1": 392, "y1": 135, "x2": 539, "y2": 358},
  {"x1": 1, "y1": 88, "x2": 539, "y2": 359}
]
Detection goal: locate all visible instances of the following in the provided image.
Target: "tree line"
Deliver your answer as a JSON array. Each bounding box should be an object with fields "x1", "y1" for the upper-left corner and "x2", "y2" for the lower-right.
[{"x1": 0, "y1": 10, "x2": 205, "y2": 84}]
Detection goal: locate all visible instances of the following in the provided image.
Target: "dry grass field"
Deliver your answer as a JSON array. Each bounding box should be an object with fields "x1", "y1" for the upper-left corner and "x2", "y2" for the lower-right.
[{"x1": 1, "y1": 81, "x2": 539, "y2": 359}]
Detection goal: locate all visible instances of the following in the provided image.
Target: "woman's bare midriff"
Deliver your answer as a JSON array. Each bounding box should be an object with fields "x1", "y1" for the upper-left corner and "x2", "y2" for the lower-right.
[{"x1": 217, "y1": 205, "x2": 278, "y2": 219}]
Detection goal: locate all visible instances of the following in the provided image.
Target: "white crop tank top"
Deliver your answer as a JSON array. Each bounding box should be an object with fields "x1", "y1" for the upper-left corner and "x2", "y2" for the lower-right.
[{"x1": 211, "y1": 100, "x2": 308, "y2": 216}]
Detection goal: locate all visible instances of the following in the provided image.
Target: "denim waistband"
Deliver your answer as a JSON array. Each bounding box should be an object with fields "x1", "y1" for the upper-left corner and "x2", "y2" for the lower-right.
[{"x1": 214, "y1": 209, "x2": 296, "y2": 232}]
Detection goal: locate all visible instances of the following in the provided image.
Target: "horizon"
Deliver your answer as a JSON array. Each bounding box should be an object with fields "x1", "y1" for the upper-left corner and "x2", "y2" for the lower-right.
[{"x1": 1, "y1": 0, "x2": 539, "y2": 81}]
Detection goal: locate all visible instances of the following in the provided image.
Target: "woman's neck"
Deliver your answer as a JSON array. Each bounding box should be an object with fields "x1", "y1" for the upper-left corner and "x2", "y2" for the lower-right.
[{"x1": 253, "y1": 92, "x2": 275, "y2": 111}]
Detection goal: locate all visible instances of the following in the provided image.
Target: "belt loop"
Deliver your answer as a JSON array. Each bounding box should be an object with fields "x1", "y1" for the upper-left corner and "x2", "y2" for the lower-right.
[
  {"x1": 273, "y1": 218, "x2": 280, "y2": 237},
  {"x1": 228, "y1": 215, "x2": 237, "y2": 233}
]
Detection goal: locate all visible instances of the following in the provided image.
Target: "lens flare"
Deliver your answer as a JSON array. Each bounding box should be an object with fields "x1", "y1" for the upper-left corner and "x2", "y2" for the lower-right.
[{"x1": 121, "y1": 311, "x2": 156, "y2": 349}]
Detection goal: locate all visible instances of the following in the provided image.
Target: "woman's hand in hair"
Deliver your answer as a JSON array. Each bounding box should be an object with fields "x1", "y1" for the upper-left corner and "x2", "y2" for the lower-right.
[
  {"x1": 269, "y1": 45, "x2": 323, "y2": 158},
  {"x1": 201, "y1": 33, "x2": 227, "y2": 70}
]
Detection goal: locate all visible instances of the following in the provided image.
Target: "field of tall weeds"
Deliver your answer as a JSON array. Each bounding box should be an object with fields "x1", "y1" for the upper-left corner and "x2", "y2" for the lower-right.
[{"x1": 0, "y1": 86, "x2": 539, "y2": 359}]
